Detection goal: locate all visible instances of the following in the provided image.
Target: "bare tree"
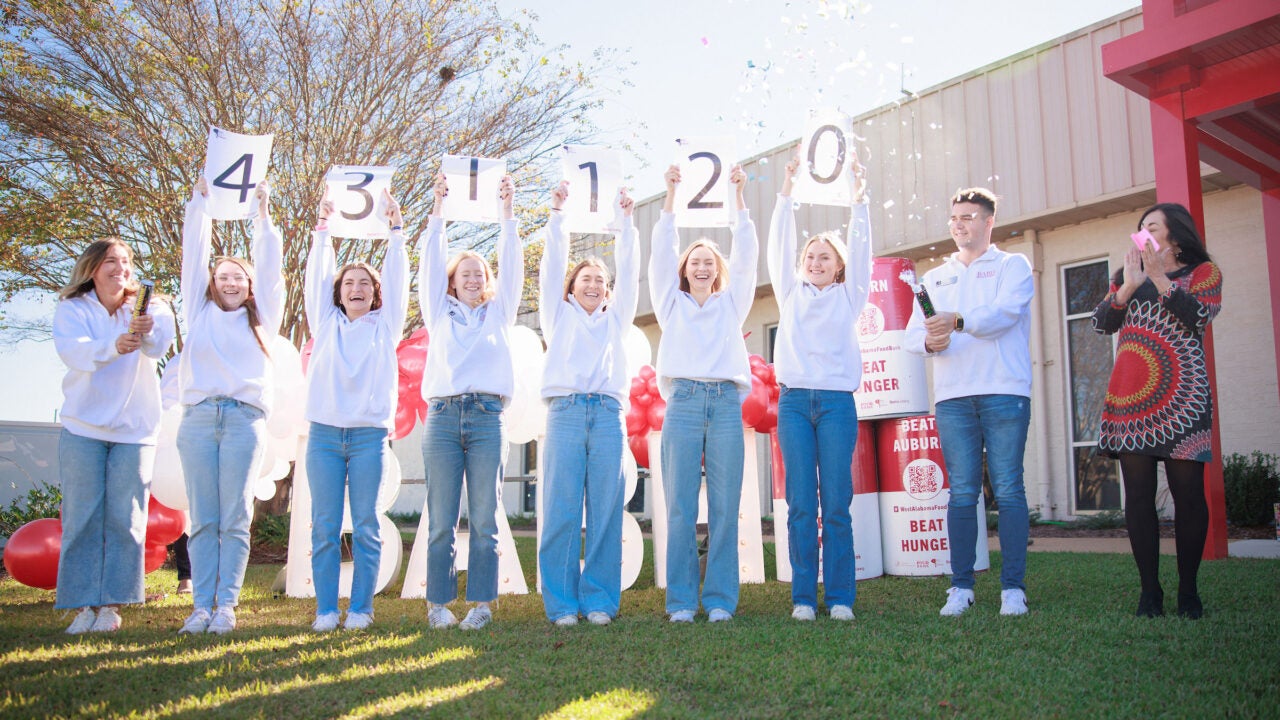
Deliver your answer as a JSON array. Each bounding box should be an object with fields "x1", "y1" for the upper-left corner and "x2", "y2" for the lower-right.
[{"x1": 0, "y1": 0, "x2": 617, "y2": 344}]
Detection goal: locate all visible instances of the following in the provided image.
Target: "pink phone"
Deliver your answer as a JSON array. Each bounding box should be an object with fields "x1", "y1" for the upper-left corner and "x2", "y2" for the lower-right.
[{"x1": 1131, "y1": 227, "x2": 1160, "y2": 251}]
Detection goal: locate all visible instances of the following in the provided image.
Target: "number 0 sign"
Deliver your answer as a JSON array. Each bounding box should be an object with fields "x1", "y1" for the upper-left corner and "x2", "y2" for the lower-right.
[
  {"x1": 673, "y1": 137, "x2": 736, "y2": 228},
  {"x1": 203, "y1": 127, "x2": 274, "y2": 220},
  {"x1": 559, "y1": 145, "x2": 623, "y2": 233},
  {"x1": 441, "y1": 155, "x2": 507, "y2": 223},
  {"x1": 324, "y1": 165, "x2": 398, "y2": 239},
  {"x1": 794, "y1": 110, "x2": 854, "y2": 207}
]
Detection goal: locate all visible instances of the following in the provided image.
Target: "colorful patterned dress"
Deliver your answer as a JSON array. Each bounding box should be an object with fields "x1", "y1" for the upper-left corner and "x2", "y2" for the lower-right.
[{"x1": 1091, "y1": 261, "x2": 1223, "y2": 462}]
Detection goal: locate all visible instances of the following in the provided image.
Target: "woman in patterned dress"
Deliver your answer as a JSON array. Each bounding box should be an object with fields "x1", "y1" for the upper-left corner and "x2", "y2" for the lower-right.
[{"x1": 1092, "y1": 203, "x2": 1222, "y2": 620}]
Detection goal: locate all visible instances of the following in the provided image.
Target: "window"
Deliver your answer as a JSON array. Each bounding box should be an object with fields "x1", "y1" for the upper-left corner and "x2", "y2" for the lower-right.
[
  {"x1": 765, "y1": 323, "x2": 779, "y2": 363},
  {"x1": 1061, "y1": 260, "x2": 1120, "y2": 512}
]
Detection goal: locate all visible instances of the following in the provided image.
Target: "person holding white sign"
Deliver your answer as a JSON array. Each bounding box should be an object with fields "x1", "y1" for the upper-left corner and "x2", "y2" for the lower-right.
[
  {"x1": 176, "y1": 177, "x2": 284, "y2": 636},
  {"x1": 768, "y1": 152, "x2": 873, "y2": 623},
  {"x1": 52, "y1": 239, "x2": 175, "y2": 634},
  {"x1": 650, "y1": 163, "x2": 758, "y2": 623},
  {"x1": 303, "y1": 189, "x2": 410, "y2": 632},
  {"x1": 418, "y1": 171, "x2": 523, "y2": 631},
  {"x1": 538, "y1": 182, "x2": 639, "y2": 627}
]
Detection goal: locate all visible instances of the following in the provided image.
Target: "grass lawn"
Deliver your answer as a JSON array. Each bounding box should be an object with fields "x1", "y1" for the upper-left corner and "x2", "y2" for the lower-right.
[{"x1": 2, "y1": 539, "x2": 1277, "y2": 719}]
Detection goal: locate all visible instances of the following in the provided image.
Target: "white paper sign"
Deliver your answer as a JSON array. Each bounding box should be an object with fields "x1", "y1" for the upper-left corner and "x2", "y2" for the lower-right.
[
  {"x1": 673, "y1": 136, "x2": 736, "y2": 228},
  {"x1": 202, "y1": 126, "x2": 274, "y2": 220},
  {"x1": 441, "y1": 154, "x2": 506, "y2": 223},
  {"x1": 794, "y1": 110, "x2": 854, "y2": 207},
  {"x1": 324, "y1": 165, "x2": 398, "y2": 239},
  {"x1": 559, "y1": 145, "x2": 624, "y2": 233}
]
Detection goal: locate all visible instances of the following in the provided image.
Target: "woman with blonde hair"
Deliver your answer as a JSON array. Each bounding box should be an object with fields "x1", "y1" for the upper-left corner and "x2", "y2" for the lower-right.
[
  {"x1": 768, "y1": 151, "x2": 872, "y2": 622},
  {"x1": 53, "y1": 238, "x2": 175, "y2": 633},
  {"x1": 176, "y1": 177, "x2": 284, "y2": 635},
  {"x1": 650, "y1": 163, "x2": 757, "y2": 623},
  {"x1": 419, "y1": 170, "x2": 522, "y2": 631},
  {"x1": 304, "y1": 188, "x2": 410, "y2": 632},
  {"x1": 538, "y1": 182, "x2": 638, "y2": 626}
]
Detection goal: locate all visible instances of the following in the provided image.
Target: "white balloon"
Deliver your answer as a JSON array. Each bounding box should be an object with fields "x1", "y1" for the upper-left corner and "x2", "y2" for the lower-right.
[
  {"x1": 623, "y1": 324, "x2": 652, "y2": 378},
  {"x1": 254, "y1": 477, "x2": 278, "y2": 502},
  {"x1": 267, "y1": 335, "x2": 306, "y2": 440},
  {"x1": 150, "y1": 404, "x2": 189, "y2": 511}
]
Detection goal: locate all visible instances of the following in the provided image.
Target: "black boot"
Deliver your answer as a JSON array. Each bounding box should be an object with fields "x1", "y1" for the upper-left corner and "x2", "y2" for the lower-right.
[
  {"x1": 1135, "y1": 589, "x2": 1164, "y2": 618},
  {"x1": 1176, "y1": 593, "x2": 1203, "y2": 620}
]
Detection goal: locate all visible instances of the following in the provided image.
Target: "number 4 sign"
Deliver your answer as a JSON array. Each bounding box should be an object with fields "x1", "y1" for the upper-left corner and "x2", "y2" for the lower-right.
[
  {"x1": 673, "y1": 137, "x2": 736, "y2": 228},
  {"x1": 794, "y1": 110, "x2": 854, "y2": 207},
  {"x1": 324, "y1": 165, "x2": 398, "y2": 239},
  {"x1": 203, "y1": 126, "x2": 274, "y2": 220},
  {"x1": 441, "y1": 154, "x2": 507, "y2": 223},
  {"x1": 559, "y1": 145, "x2": 623, "y2": 233}
]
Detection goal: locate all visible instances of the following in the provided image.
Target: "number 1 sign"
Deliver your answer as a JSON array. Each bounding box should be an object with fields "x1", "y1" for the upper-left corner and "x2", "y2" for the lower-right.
[
  {"x1": 673, "y1": 137, "x2": 736, "y2": 228},
  {"x1": 323, "y1": 165, "x2": 398, "y2": 239},
  {"x1": 794, "y1": 110, "x2": 854, "y2": 207},
  {"x1": 441, "y1": 154, "x2": 507, "y2": 223},
  {"x1": 202, "y1": 127, "x2": 274, "y2": 220},
  {"x1": 559, "y1": 145, "x2": 624, "y2": 233}
]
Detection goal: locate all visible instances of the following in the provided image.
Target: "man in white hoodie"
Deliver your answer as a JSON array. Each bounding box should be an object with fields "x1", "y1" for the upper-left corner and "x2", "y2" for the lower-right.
[{"x1": 905, "y1": 188, "x2": 1034, "y2": 618}]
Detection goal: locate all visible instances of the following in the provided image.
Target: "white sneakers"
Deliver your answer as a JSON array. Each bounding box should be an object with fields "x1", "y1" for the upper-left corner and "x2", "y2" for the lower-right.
[
  {"x1": 312, "y1": 612, "x2": 341, "y2": 633},
  {"x1": 1000, "y1": 589, "x2": 1029, "y2": 616},
  {"x1": 586, "y1": 612, "x2": 611, "y2": 626},
  {"x1": 554, "y1": 615, "x2": 579, "y2": 627},
  {"x1": 459, "y1": 606, "x2": 492, "y2": 631},
  {"x1": 940, "y1": 587, "x2": 976, "y2": 616},
  {"x1": 939, "y1": 587, "x2": 1029, "y2": 616},
  {"x1": 427, "y1": 605, "x2": 458, "y2": 629},
  {"x1": 206, "y1": 607, "x2": 237, "y2": 635},
  {"x1": 90, "y1": 607, "x2": 122, "y2": 632},
  {"x1": 179, "y1": 608, "x2": 212, "y2": 634},
  {"x1": 707, "y1": 609, "x2": 733, "y2": 623},
  {"x1": 829, "y1": 605, "x2": 855, "y2": 621},
  {"x1": 792, "y1": 605, "x2": 817, "y2": 622},
  {"x1": 65, "y1": 608, "x2": 98, "y2": 635},
  {"x1": 668, "y1": 610, "x2": 695, "y2": 624},
  {"x1": 344, "y1": 612, "x2": 374, "y2": 630}
]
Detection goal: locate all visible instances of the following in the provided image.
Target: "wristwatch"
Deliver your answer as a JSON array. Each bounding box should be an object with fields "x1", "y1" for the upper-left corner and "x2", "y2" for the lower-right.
[{"x1": 954, "y1": 313, "x2": 965, "y2": 332}]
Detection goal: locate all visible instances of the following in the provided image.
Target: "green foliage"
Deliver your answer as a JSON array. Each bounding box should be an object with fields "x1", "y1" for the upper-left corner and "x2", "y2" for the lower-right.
[
  {"x1": 386, "y1": 510, "x2": 421, "y2": 527},
  {"x1": 1070, "y1": 509, "x2": 1127, "y2": 530},
  {"x1": 1223, "y1": 451, "x2": 1280, "y2": 526},
  {"x1": 249, "y1": 510, "x2": 291, "y2": 548},
  {"x1": 0, "y1": 481, "x2": 62, "y2": 537}
]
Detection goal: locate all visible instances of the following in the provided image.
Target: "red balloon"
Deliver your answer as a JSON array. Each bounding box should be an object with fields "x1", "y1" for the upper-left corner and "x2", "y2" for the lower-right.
[
  {"x1": 647, "y1": 398, "x2": 666, "y2": 432},
  {"x1": 741, "y1": 381, "x2": 768, "y2": 427},
  {"x1": 3, "y1": 518, "x2": 62, "y2": 590},
  {"x1": 146, "y1": 497, "x2": 185, "y2": 547},
  {"x1": 758, "y1": 363, "x2": 776, "y2": 386},
  {"x1": 625, "y1": 406, "x2": 648, "y2": 436},
  {"x1": 630, "y1": 377, "x2": 647, "y2": 399},
  {"x1": 749, "y1": 353, "x2": 766, "y2": 368},
  {"x1": 144, "y1": 542, "x2": 168, "y2": 573},
  {"x1": 628, "y1": 433, "x2": 650, "y2": 468},
  {"x1": 755, "y1": 399, "x2": 779, "y2": 434},
  {"x1": 300, "y1": 337, "x2": 315, "y2": 375},
  {"x1": 390, "y1": 398, "x2": 417, "y2": 441},
  {"x1": 646, "y1": 376, "x2": 660, "y2": 397},
  {"x1": 770, "y1": 382, "x2": 780, "y2": 401},
  {"x1": 638, "y1": 365, "x2": 656, "y2": 381}
]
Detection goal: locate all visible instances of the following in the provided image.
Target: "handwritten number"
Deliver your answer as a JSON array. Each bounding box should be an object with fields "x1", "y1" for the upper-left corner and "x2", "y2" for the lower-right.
[
  {"x1": 807, "y1": 124, "x2": 846, "y2": 185},
  {"x1": 212, "y1": 153, "x2": 256, "y2": 203},
  {"x1": 686, "y1": 151, "x2": 723, "y2": 210},
  {"x1": 468, "y1": 157, "x2": 479, "y2": 201},
  {"x1": 340, "y1": 172, "x2": 375, "y2": 221},
  {"x1": 577, "y1": 161, "x2": 600, "y2": 213}
]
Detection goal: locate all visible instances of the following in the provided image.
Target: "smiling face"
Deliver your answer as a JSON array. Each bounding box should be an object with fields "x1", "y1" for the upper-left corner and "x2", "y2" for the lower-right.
[
  {"x1": 568, "y1": 261, "x2": 610, "y2": 314},
  {"x1": 450, "y1": 256, "x2": 489, "y2": 308},
  {"x1": 802, "y1": 237, "x2": 844, "y2": 289},
  {"x1": 683, "y1": 246, "x2": 720, "y2": 295},
  {"x1": 338, "y1": 267, "x2": 378, "y2": 320},
  {"x1": 91, "y1": 244, "x2": 133, "y2": 300},
  {"x1": 948, "y1": 201, "x2": 994, "y2": 255},
  {"x1": 212, "y1": 259, "x2": 252, "y2": 311}
]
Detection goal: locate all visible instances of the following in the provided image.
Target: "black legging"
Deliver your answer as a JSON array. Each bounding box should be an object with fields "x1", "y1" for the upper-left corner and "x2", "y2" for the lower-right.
[{"x1": 1119, "y1": 454, "x2": 1208, "y2": 597}]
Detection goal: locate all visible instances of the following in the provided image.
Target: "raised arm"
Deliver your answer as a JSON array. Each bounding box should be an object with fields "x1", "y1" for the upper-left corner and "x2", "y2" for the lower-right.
[
  {"x1": 726, "y1": 164, "x2": 758, "y2": 320},
  {"x1": 380, "y1": 189, "x2": 411, "y2": 335},
  {"x1": 305, "y1": 193, "x2": 339, "y2": 331},
  {"x1": 842, "y1": 155, "x2": 873, "y2": 313},
  {"x1": 767, "y1": 155, "x2": 800, "y2": 304},
  {"x1": 418, "y1": 172, "x2": 450, "y2": 325},
  {"x1": 613, "y1": 189, "x2": 641, "y2": 325},
  {"x1": 251, "y1": 181, "x2": 285, "y2": 335},
  {"x1": 180, "y1": 178, "x2": 213, "y2": 326},
  {"x1": 648, "y1": 165, "x2": 682, "y2": 324},
  {"x1": 539, "y1": 182, "x2": 570, "y2": 340},
  {"x1": 495, "y1": 174, "x2": 524, "y2": 325}
]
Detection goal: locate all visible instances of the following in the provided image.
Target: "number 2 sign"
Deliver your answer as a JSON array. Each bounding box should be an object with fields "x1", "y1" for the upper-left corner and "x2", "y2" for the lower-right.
[
  {"x1": 323, "y1": 165, "x2": 398, "y2": 239},
  {"x1": 441, "y1": 154, "x2": 507, "y2": 223},
  {"x1": 794, "y1": 110, "x2": 854, "y2": 207},
  {"x1": 559, "y1": 145, "x2": 623, "y2": 233},
  {"x1": 673, "y1": 137, "x2": 736, "y2": 229},
  {"x1": 202, "y1": 127, "x2": 274, "y2": 220}
]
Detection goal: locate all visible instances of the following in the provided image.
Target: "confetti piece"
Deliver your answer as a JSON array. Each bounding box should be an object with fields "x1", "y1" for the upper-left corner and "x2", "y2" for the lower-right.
[
  {"x1": 883, "y1": 200, "x2": 895, "y2": 209},
  {"x1": 701, "y1": 36, "x2": 709, "y2": 46}
]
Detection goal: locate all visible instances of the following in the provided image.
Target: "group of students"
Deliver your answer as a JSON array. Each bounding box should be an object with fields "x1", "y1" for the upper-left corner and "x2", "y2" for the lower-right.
[{"x1": 50, "y1": 147, "x2": 1221, "y2": 635}]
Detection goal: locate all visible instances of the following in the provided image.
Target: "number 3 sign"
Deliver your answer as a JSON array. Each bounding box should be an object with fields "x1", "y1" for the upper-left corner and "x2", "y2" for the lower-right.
[
  {"x1": 794, "y1": 110, "x2": 854, "y2": 207},
  {"x1": 202, "y1": 126, "x2": 274, "y2": 220},
  {"x1": 673, "y1": 136, "x2": 737, "y2": 229},
  {"x1": 441, "y1": 154, "x2": 507, "y2": 223},
  {"x1": 559, "y1": 145, "x2": 624, "y2": 233},
  {"x1": 324, "y1": 165, "x2": 398, "y2": 239}
]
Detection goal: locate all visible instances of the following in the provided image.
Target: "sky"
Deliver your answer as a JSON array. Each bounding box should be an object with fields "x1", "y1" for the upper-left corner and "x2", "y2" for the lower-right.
[{"x1": 0, "y1": 0, "x2": 1141, "y2": 423}]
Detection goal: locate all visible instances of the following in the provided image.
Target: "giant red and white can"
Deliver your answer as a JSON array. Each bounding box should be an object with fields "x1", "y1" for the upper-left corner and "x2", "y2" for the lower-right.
[
  {"x1": 770, "y1": 422, "x2": 882, "y2": 582},
  {"x1": 877, "y1": 415, "x2": 989, "y2": 576},
  {"x1": 854, "y1": 257, "x2": 929, "y2": 419}
]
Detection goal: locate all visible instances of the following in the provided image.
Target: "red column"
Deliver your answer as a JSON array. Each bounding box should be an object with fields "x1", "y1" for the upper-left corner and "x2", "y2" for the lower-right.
[
  {"x1": 1264, "y1": 188, "x2": 1280, "y2": 420},
  {"x1": 1149, "y1": 92, "x2": 1228, "y2": 560}
]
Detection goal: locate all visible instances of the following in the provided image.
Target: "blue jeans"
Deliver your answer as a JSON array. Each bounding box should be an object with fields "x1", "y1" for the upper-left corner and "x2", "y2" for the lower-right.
[
  {"x1": 54, "y1": 430, "x2": 152, "y2": 609},
  {"x1": 177, "y1": 397, "x2": 267, "y2": 610},
  {"x1": 307, "y1": 422, "x2": 388, "y2": 616},
  {"x1": 538, "y1": 394, "x2": 625, "y2": 621},
  {"x1": 422, "y1": 393, "x2": 505, "y2": 604},
  {"x1": 661, "y1": 379, "x2": 743, "y2": 615},
  {"x1": 776, "y1": 387, "x2": 857, "y2": 608},
  {"x1": 934, "y1": 394, "x2": 1031, "y2": 591}
]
